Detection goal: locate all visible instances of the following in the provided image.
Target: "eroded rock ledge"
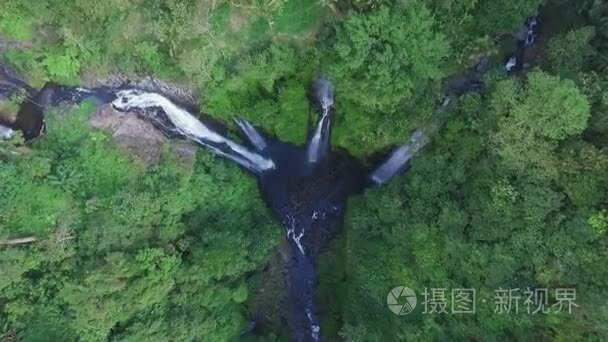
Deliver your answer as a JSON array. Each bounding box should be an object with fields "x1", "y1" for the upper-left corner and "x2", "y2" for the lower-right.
[{"x1": 90, "y1": 104, "x2": 197, "y2": 169}]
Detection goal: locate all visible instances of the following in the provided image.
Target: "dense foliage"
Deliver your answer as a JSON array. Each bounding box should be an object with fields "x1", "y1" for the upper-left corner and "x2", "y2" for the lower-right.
[
  {"x1": 1, "y1": 104, "x2": 280, "y2": 340},
  {"x1": 2, "y1": 0, "x2": 608, "y2": 341}
]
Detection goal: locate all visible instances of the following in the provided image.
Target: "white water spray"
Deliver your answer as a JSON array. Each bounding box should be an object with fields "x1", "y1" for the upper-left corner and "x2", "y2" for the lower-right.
[
  {"x1": 369, "y1": 129, "x2": 428, "y2": 185},
  {"x1": 306, "y1": 309, "x2": 321, "y2": 342},
  {"x1": 112, "y1": 90, "x2": 275, "y2": 174},
  {"x1": 0, "y1": 124, "x2": 14, "y2": 140},
  {"x1": 286, "y1": 216, "x2": 306, "y2": 255},
  {"x1": 234, "y1": 117, "x2": 267, "y2": 151},
  {"x1": 307, "y1": 79, "x2": 334, "y2": 164},
  {"x1": 307, "y1": 107, "x2": 331, "y2": 164}
]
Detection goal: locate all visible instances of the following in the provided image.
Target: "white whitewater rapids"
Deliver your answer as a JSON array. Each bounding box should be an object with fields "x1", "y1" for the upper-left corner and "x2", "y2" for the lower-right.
[
  {"x1": 109, "y1": 85, "x2": 425, "y2": 342},
  {"x1": 112, "y1": 90, "x2": 275, "y2": 174},
  {"x1": 286, "y1": 215, "x2": 306, "y2": 255}
]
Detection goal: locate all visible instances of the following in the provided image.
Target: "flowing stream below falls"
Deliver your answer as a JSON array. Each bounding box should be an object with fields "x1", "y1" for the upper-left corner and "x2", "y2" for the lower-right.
[
  {"x1": 0, "y1": 9, "x2": 545, "y2": 340},
  {"x1": 3, "y1": 79, "x2": 421, "y2": 342}
]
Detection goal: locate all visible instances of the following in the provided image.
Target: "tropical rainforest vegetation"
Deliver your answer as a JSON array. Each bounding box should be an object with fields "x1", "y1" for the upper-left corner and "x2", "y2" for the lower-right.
[{"x1": 1, "y1": 0, "x2": 608, "y2": 340}]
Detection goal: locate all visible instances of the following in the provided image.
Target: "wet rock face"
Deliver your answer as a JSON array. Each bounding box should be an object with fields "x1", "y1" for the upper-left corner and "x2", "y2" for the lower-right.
[
  {"x1": 0, "y1": 62, "x2": 53, "y2": 139},
  {"x1": 0, "y1": 58, "x2": 198, "y2": 169},
  {"x1": 90, "y1": 104, "x2": 197, "y2": 168},
  {"x1": 0, "y1": 62, "x2": 34, "y2": 126},
  {"x1": 0, "y1": 63, "x2": 33, "y2": 101},
  {"x1": 81, "y1": 72, "x2": 199, "y2": 108}
]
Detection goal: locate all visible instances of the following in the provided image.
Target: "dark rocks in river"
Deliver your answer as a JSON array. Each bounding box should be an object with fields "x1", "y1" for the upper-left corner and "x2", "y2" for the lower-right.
[
  {"x1": 4, "y1": 67, "x2": 426, "y2": 340},
  {"x1": 0, "y1": 61, "x2": 34, "y2": 101},
  {"x1": 14, "y1": 93, "x2": 45, "y2": 140},
  {"x1": 445, "y1": 56, "x2": 490, "y2": 96},
  {"x1": 251, "y1": 159, "x2": 362, "y2": 338}
]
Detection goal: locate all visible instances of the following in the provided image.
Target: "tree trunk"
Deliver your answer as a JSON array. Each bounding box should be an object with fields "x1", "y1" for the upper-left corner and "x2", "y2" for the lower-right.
[{"x1": 0, "y1": 236, "x2": 37, "y2": 246}]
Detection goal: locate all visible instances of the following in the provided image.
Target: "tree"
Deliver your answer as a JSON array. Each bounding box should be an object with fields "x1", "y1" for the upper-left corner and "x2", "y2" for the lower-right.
[
  {"x1": 4, "y1": 0, "x2": 608, "y2": 340},
  {"x1": 474, "y1": 0, "x2": 542, "y2": 34},
  {"x1": 490, "y1": 71, "x2": 590, "y2": 177},
  {"x1": 329, "y1": 1, "x2": 450, "y2": 113},
  {"x1": 0, "y1": 103, "x2": 280, "y2": 340}
]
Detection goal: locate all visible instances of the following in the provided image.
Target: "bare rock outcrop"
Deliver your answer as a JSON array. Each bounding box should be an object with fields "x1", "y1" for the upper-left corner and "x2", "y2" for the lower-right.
[
  {"x1": 81, "y1": 72, "x2": 198, "y2": 107},
  {"x1": 90, "y1": 104, "x2": 197, "y2": 169}
]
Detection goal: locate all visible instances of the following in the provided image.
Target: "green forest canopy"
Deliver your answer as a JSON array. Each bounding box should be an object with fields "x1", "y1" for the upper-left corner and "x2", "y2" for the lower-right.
[{"x1": 1, "y1": 0, "x2": 608, "y2": 340}]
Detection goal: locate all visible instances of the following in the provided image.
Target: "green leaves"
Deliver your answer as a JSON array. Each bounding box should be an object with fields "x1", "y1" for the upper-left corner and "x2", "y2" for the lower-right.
[
  {"x1": 330, "y1": 1, "x2": 450, "y2": 113},
  {"x1": 520, "y1": 72, "x2": 591, "y2": 140},
  {"x1": 547, "y1": 26, "x2": 596, "y2": 76},
  {"x1": 474, "y1": 0, "x2": 542, "y2": 34},
  {"x1": 588, "y1": 210, "x2": 608, "y2": 238},
  {"x1": 58, "y1": 250, "x2": 178, "y2": 340},
  {"x1": 490, "y1": 72, "x2": 591, "y2": 177},
  {"x1": 0, "y1": 100, "x2": 279, "y2": 340},
  {"x1": 3, "y1": 0, "x2": 608, "y2": 340},
  {"x1": 0, "y1": 1, "x2": 34, "y2": 40},
  {"x1": 42, "y1": 48, "x2": 81, "y2": 81},
  {"x1": 319, "y1": 61, "x2": 607, "y2": 340}
]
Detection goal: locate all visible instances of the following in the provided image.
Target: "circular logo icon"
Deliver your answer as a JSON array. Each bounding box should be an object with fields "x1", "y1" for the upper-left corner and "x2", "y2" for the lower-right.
[{"x1": 387, "y1": 286, "x2": 417, "y2": 315}]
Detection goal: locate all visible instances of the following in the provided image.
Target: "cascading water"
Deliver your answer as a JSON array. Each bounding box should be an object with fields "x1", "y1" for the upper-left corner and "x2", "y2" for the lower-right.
[
  {"x1": 105, "y1": 85, "x2": 347, "y2": 342},
  {"x1": 307, "y1": 79, "x2": 334, "y2": 165},
  {"x1": 1, "y1": 8, "x2": 548, "y2": 339},
  {"x1": 505, "y1": 11, "x2": 541, "y2": 72},
  {"x1": 369, "y1": 129, "x2": 429, "y2": 185},
  {"x1": 3, "y1": 78, "x2": 420, "y2": 341},
  {"x1": 0, "y1": 123, "x2": 13, "y2": 139},
  {"x1": 112, "y1": 89, "x2": 275, "y2": 174},
  {"x1": 0, "y1": 71, "x2": 436, "y2": 341},
  {"x1": 234, "y1": 117, "x2": 267, "y2": 151}
]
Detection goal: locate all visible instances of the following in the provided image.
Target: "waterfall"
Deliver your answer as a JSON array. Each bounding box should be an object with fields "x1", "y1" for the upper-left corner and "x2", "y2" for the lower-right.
[
  {"x1": 307, "y1": 79, "x2": 334, "y2": 165},
  {"x1": 234, "y1": 117, "x2": 267, "y2": 151},
  {"x1": 307, "y1": 107, "x2": 331, "y2": 164},
  {"x1": 112, "y1": 90, "x2": 275, "y2": 174},
  {"x1": 505, "y1": 56, "x2": 517, "y2": 71},
  {"x1": 0, "y1": 123, "x2": 14, "y2": 139},
  {"x1": 369, "y1": 129, "x2": 428, "y2": 185},
  {"x1": 524, "y1": 11, "x2": 539, "y2": 47},
  {"x1": 369, "y1": 145, "x2": 415, "y2": 184}
]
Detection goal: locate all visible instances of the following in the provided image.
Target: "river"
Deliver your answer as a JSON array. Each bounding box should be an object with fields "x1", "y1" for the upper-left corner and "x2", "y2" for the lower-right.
[{"x1": 0, "y1": 9, "x2": 543, "y2": 341}]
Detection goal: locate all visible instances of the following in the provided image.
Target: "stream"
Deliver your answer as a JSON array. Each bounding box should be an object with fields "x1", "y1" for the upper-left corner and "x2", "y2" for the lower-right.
[
  {"x1": 1, "y1": 79, "x2": 415, "y2": 342},
  {"x1": 0, "y1": 9, "x2": 543, "y2": 341}
]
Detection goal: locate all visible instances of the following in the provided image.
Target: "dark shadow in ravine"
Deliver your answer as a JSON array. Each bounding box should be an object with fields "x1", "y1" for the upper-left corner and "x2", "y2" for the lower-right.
[{"x1": 0, "y1": 11, "x2": 546, "y2": 338}]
